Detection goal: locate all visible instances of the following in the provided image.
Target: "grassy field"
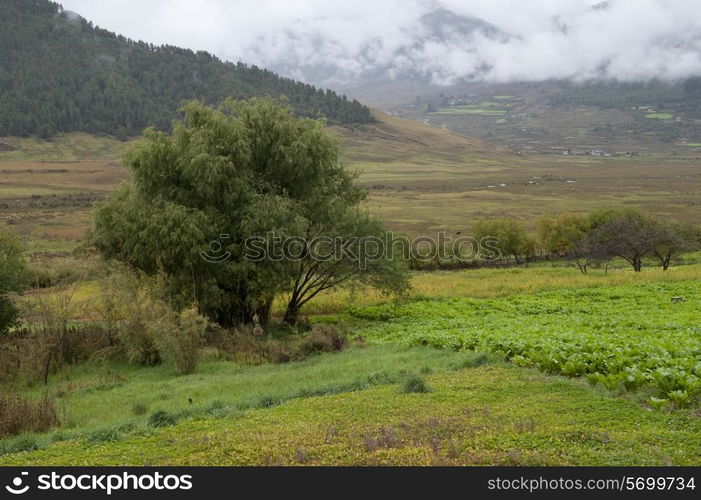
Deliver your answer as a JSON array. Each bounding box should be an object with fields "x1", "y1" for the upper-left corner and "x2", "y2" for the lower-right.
[
  {"x1": 2, "y1": 355, "x2": 699, "y2": 466},
  {"x1": 291, "y1": 259, "x2": 701, "y2": 316},
  {"x1": 337, "y1": 112, "x2": 701, "y2": 235},
  {"x1": 16, "y1": 258, "x2": 701, "y2": 323},
  {"x1": 2, "y1": 263, "x2": 700, "y2": 465},
  {"x1": 353, "y1": 80, "x2": 700, "y2": 155}
]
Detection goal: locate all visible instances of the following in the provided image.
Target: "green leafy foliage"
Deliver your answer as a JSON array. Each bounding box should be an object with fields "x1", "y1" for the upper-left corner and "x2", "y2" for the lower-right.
[{"x1": 353, "y1": 281, "x2": 701, "y2": 405}]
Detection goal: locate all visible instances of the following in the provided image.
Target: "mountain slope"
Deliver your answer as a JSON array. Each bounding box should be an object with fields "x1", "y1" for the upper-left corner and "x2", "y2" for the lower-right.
[
  {"x1": 267, "y1": 7, "x2": 507, "y2": 88},
  {"x1": 0, "y1": 0, "x2": 374, "y2": 138},
  {"x1": 351, "y1": 79, "x2": 701, "y2": 153}
]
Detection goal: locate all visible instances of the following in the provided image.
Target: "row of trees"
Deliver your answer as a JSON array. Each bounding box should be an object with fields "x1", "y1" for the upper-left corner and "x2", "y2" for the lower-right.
[
  {"x1": 0, "y1": 0, "x2": 374, "y2": 139},
  {"x1": 468, "y1": 209, "x2": 700, "y2": 273}
]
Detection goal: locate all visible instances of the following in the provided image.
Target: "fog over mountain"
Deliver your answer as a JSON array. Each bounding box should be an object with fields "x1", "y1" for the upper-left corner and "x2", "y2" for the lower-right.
[{"x1": 59, "y1": 0, "x2": 701, "y2": 87}]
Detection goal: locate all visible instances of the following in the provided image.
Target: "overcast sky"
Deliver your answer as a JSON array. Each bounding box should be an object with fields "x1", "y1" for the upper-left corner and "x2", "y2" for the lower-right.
[{"x1": 58, "y1": 0, "x2": 701, "y2": 85}]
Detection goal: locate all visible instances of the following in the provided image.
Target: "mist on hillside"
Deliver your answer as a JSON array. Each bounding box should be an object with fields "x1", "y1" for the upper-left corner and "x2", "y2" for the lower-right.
[{"x1": 59, "y1": 0, "x2": 701, "y2": 87}]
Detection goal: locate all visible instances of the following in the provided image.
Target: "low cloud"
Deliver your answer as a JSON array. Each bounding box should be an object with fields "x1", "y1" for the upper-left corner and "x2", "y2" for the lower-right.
[{"x1": 60, "y1": 0, "x2": 701, "y2": 85}]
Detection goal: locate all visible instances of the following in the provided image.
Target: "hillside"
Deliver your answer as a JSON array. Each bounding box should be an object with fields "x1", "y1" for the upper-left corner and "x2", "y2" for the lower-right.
[
  {"x1": 0, "y1": 0, "x2": 374, "y2": 139},
  {"x1": 330, "y1": 109, "x2": 503, "y2": 162},
  {"x1": 350, "y1": 79, "x2": 701, "y2": 154}
]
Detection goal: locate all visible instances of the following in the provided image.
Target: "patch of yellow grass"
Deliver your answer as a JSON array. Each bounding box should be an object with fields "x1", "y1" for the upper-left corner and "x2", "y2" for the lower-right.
[{"x1": 277, "y1": 262, "x2": 701, "y2": 316}]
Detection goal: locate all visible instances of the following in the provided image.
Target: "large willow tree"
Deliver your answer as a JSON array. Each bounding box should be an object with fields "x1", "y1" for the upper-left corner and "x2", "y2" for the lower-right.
[{"x1": 93, "y1": 98, "x2": 407, "y2": 326}]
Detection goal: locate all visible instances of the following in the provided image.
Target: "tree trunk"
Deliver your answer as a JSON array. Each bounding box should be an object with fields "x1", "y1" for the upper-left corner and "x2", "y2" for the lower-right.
[
  {"x1": 633, "y1": 257, "x2": 642, "y2": 272},
  {"x1": 283, "y1": 301, "x2": 300, "y2": 326}
]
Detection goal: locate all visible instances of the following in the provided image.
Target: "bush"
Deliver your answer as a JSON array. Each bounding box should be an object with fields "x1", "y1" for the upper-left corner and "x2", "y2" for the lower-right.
[
  {"x1": 0, "y1": 227, "x2": 30, "y2": 335},
  {"x1": 0, "y1": 324, "x2": 113, "y2": 385},
  {"x1": 131, "y1": 402, "x2": 148, "y2": 416},
  {"x1": 399, "y1": 374, "x2": 430, "y2": 394},
  {"x1": 98, "y1": 271, "x2": 207, "y2": 372},
  {"x1": 298, "y1": 324, "x2": 348, "y2": 356},
  {"x1": 105, "y1": 278, "x2": 163, "y2": 366},
  {"x1": 0, "y1": 392, "x2": 58, "y2": 438},
  {"x1": 152, "y1": 308, "x2": 207, "y2": 375},
  {"x1": 87, "y1": 426, "x2": 123, "y2": 444},
  {"x1": 147, "y1": 410, "x2": 177, "y2": 428},
  {"x1": 209, "y1": 323, "x2": 348, "y2": 366},
  {"x1": 0, "y1": 296, "x2": 20, "y2": 335},
  {"x1": 29, "y1": 265, "x2": 79, "y2": 289},
  {"x1": 0, "y1": 435, "x2": 40, "y2": 456}
]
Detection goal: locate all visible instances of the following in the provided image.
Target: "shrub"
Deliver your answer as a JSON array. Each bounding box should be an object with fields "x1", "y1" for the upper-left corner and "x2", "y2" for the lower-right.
[
  {"x1": 399, "y1": 374, "x2": 430, "y2": 394},
  {"x1": 0, "y1": 325, "x2": 113, "y2": 385},
  {"x1": 0, "y1": 227, "x2": 31, "y2": 335},
  {"x1": 0, "y1": 296, "x2": 20, "y2": 335},
  {"x1": 147, "y1": 410, "x2": 177, "y2": 428},
  {"x1": 209, "y1": 323, "x2": 348, "y2": 366},
  {"x1": 256, "y1": 395, "x2": 282, "y2": 408},
  {"x1": 0, "y1": 435, "x2": 40, "y2": 456},
  {"x1": 452, "y1": 352, "x2": 498, "y2": 370},
  {"x1": 87, "y1": 426, "x2": 122, "y2": 444},
  {"x1": 96, "y1": 270, "x2": 173, "y2": 366},
  {"x1": 29, "y1": 265, "x2": 79, "y2": 289},
  {"x1": 299, "y1": 324, "x2": 348, "y2": 356},
  {"x1": 0, "y1": 392, "x2": 58, "y2": 438},
  {"x1": 152, "y1": 307, "x2": 207, "y2": 375},
  {"x1": 131, "y1": 402, "x2": 148, "y2": 416}
]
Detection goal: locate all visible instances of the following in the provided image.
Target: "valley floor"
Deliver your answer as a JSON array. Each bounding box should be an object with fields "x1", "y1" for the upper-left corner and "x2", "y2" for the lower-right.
[{"x1": 1, "y1": 124, "x2": 700, "y2": 467}]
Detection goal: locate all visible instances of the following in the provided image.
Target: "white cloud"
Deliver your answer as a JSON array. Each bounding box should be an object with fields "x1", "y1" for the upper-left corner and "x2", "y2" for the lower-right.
[{"x1": 58, "y1": 0, "x2": 701, "y2": 84}]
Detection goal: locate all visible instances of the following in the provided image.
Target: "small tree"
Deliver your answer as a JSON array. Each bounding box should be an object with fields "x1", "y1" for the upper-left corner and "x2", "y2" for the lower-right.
[
  {"x1": 538, "y1": 214, "x2": 593, "y2": 274},
  {"x1": 151, "y1": 307, "x2": 207, "y2": 375},
  {"x1": 651, "y1": 222, "x2": 697, "y2": 270},
  {"x1": 0, "y1": 228, "x2": 30, "y2": 334},
  {"x1": 471, "y1": 218, "x2": 529, "y2": 263},
  {"x1": 588, "y1": 208, "x2": 661, "y2": 272}
]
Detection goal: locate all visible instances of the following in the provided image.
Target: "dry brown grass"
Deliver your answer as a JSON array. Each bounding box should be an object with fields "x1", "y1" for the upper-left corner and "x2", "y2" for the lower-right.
[{"x1": 0, "y1": 392, "x2": 58, "y2": 438}]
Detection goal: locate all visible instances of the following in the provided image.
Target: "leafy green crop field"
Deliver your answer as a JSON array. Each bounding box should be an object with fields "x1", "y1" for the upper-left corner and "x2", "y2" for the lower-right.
[{"x1": 352, "y1": 280, "x2": 701, "y2": 408}]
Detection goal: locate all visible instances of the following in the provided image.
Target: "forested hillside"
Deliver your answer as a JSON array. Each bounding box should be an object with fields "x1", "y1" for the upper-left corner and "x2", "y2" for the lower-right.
[{"x1": 0, "y1": 0, "x2": 374, "y2": 138}]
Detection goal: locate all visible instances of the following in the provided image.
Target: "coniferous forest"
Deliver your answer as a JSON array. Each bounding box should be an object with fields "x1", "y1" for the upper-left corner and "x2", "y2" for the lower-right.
[{"x1": 0, "y1": 0, "x2": 374, "y2": 139}]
